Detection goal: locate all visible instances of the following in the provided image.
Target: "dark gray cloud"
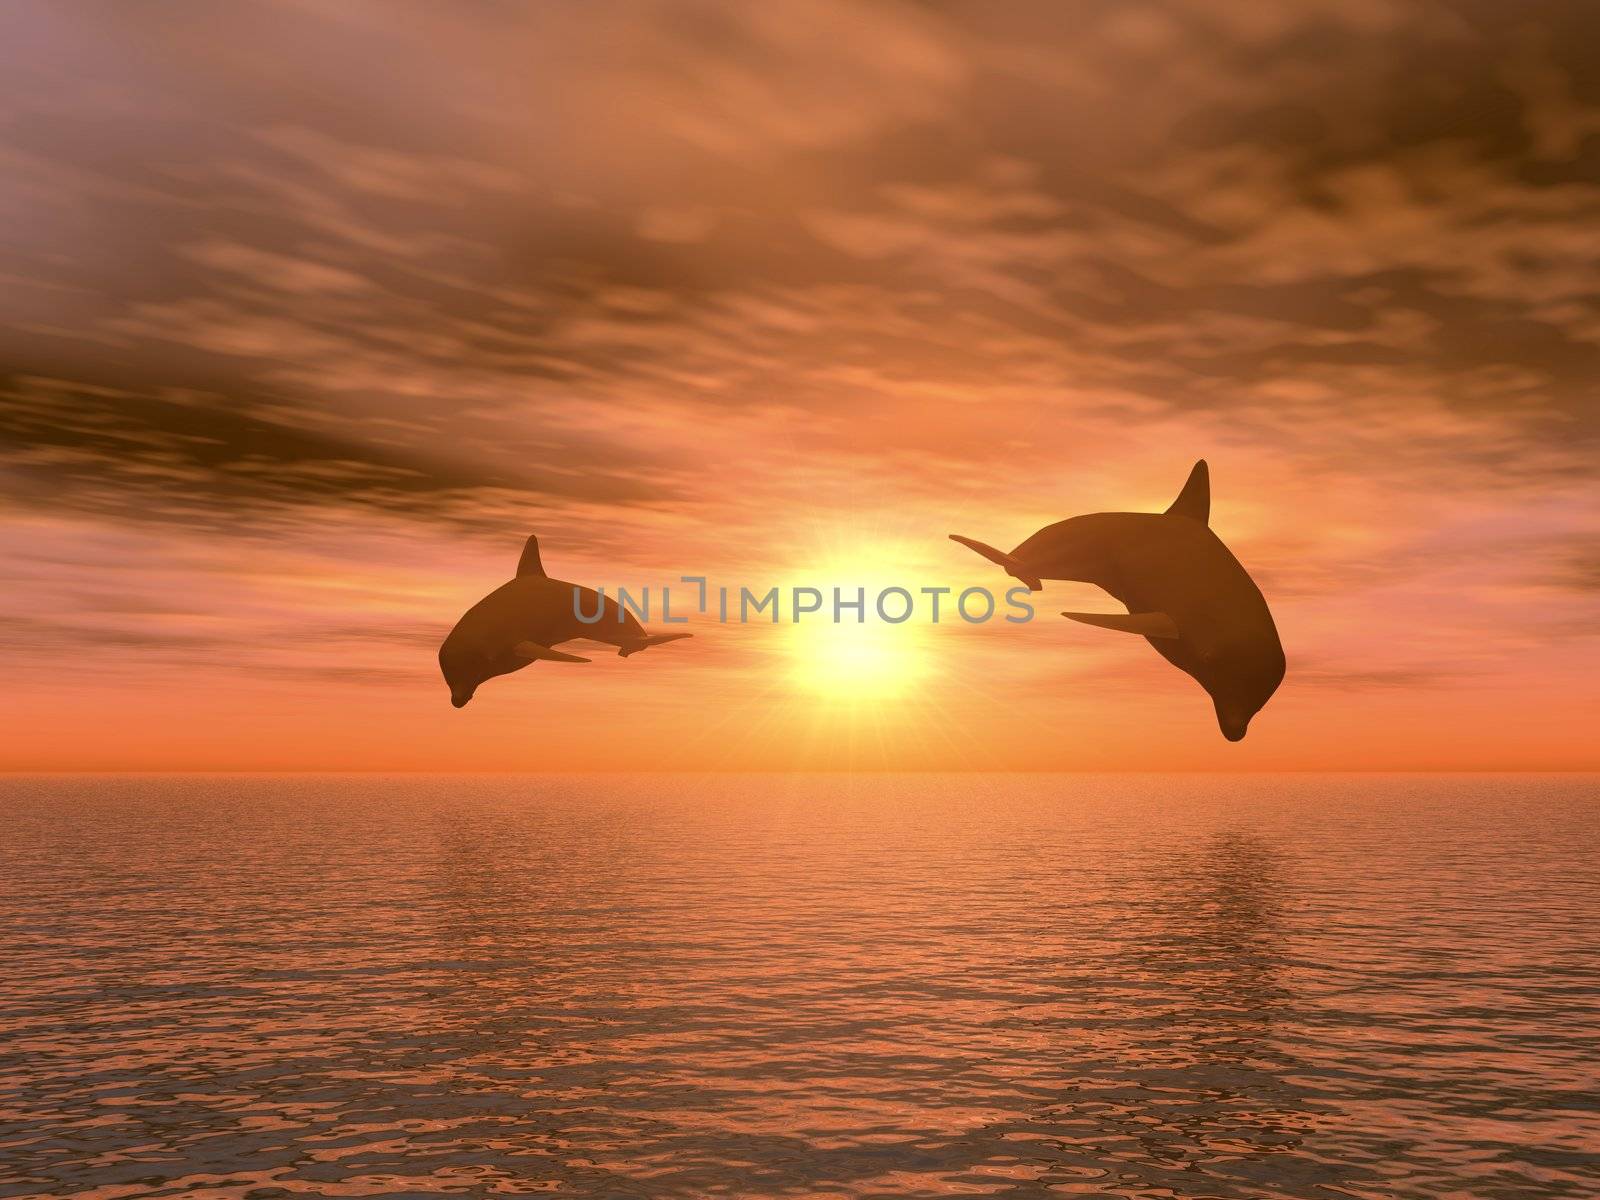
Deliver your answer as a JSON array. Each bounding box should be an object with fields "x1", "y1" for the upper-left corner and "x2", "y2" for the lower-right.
[
  {"x1": 0, "y1": 372, "x2": 672, "y2": 533},
  {"x1": 2, "y1": 0, "x2": 1595, "y2": 434}
]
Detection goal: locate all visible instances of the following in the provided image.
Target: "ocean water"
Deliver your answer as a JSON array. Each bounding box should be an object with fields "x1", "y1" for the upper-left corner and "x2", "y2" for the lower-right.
[{"x1": 0, "y1": 774, "x2": 1597, "y2": 1200}]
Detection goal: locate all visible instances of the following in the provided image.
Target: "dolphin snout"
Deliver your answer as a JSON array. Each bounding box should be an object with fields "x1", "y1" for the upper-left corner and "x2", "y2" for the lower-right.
[
  {"x1": 1215, "y1": 704, "x2": 1251, "y2": 741},
  {"x1": 450, "y1": 690, "x2": 474, "y2": 709}
]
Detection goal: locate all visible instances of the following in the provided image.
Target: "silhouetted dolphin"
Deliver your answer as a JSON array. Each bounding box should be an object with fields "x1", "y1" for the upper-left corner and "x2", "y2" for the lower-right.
[
  {"x1": 951, "y1": 461, "x2": 1285, "y2": 740},
  {"x1": 439, "y1": 535, "x2": 690, "y2": 708}
]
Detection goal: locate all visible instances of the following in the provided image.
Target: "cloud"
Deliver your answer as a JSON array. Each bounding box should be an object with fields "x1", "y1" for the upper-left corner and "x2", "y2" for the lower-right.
[
  {"x1": 0, "y1": 373, "x2": 672, "y2": 535},
  {"x1": 1, "y1": 0, "x2": 1598, "y2": 765}
]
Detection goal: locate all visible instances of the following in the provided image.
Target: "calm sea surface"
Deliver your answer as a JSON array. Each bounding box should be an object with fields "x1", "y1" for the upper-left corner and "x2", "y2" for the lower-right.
[{"x1": 1, "y1": 774, "x2": 1597, "y2": 1199}]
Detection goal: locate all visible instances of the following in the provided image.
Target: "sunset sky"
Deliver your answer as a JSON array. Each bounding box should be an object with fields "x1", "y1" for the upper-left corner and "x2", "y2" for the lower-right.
[{"x1": 2, "y1": 0, "x2": 1597, "y2": 770}]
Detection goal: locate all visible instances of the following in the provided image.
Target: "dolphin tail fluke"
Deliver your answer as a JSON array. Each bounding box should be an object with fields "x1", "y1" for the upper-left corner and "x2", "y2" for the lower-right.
[
  {"x1": 512, "y1": 640, "x2": 590, "y2": 663},
  {"x1": 949, "y1": 534, "x2": 1043, "y2": 592},
  {"x1": 1061, "y1": 611, "x2": 1180, "y2": 639},
  {"x1": 618, "y1": 632, "x2": 693, "y2": 658}
]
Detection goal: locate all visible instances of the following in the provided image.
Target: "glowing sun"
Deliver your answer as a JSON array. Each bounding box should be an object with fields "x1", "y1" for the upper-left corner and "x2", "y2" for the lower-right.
[{"x1": 785, "y1": 619, "x2": 931, "y2": 702}]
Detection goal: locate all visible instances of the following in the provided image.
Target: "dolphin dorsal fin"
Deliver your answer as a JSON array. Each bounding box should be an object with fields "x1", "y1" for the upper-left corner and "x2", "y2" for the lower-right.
[
  {"x1": 1166, "y1": 460, "x2": 1209, "y2": 525},
  {"x1": 517, "y1": 534, "x2": 547, "y2": 578}
]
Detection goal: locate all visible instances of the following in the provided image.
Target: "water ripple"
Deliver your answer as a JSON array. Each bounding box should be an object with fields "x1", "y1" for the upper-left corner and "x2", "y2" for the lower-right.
[{"x1": 1, "y1": 773, "x2": 1597, "y2": 1198}]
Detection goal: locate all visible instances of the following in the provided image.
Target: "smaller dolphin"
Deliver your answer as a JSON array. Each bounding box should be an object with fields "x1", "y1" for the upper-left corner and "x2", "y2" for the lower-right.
[
  {"x1": 950, "y1": 461, "x2": 1285, "y2": 740},
  {"x1": 439, "y1": 535, "x2": 690, "y2": 708}
]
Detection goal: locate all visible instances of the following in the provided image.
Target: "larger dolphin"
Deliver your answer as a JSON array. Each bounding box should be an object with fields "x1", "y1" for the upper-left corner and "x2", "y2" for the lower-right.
[
  {"x1": 439, "y1": 535, "x2": 690, "y2": 708},
  {"x1": 950, "y1": 461, "x2": 1284, "y2": 740}
]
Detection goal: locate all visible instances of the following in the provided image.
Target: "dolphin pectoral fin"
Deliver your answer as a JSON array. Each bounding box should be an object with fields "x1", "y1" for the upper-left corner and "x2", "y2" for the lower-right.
[
  {"x1": 949, "y1": 534, "x2": 1044, "y2": 592},
  {"x1": 617, "y1": 632, "x2": 693, "y2": 658},
  {"x1": 1165, "y1": 460, "x2": 1210, "y2": 525},
  {"x1": 512, "y1": 640, "x2": 590, "y2": 663},
  {"x1": 1061, "y1": 611, "x2": 1180, "y2": 639}
]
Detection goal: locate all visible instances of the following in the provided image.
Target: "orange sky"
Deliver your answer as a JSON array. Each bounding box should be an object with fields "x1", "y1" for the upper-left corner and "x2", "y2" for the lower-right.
[{"x1": 2, "y1": 1, "x2": 1598, "y2": 770}]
